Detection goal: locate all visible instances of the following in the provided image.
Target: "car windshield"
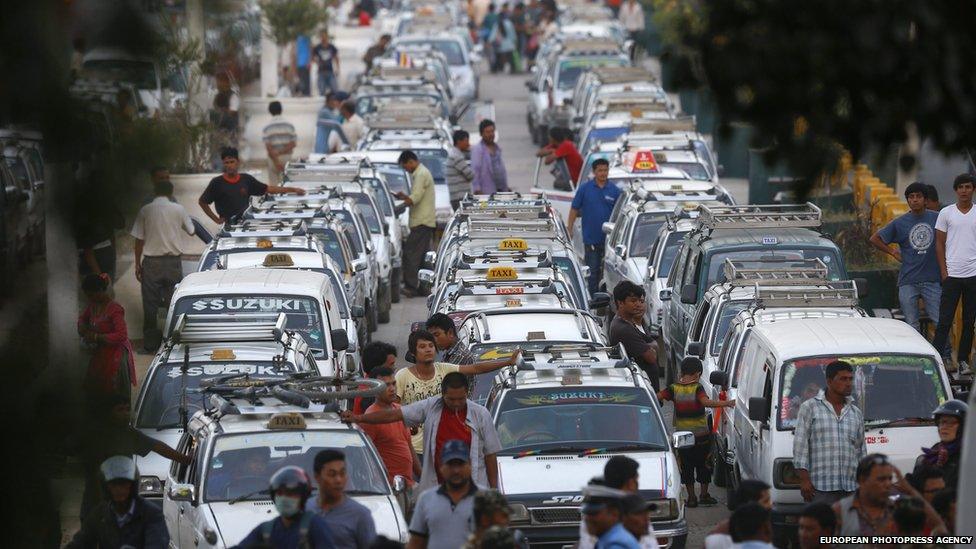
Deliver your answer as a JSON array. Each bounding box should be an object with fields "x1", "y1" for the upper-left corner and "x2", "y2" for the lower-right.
[
  {"x1": 557, "y1": 58, "x2": 627, "y2": 90},
  {"x1": 205, "y1": 431, "x2": 388, "y2": 502},
  {"x1": 705, "y1": 248, "x2": 843, "y2": 289},
  {"x1": 581, "y1": 127, "x2": 629, "y2": 155},
  {"x1": 417, "y1": 149, "x2": 448, "y2": 185},
  {"x1": 778, "y1": 355, "x2": 947, "y2": 431},
  {"x1": 710, "y1": 301, "x2": 750, "y2": 356},
  {"x1": 377, "y1": 166, "x2": 411, "y2": 194},
  {"x1": 629, "y1": 213, "x2": 669, "y2": 256},
  {"x1": 495, "y1": 387, "x2": 667, "y2": 453},
  {"x1": 312, "y1": 229, "x2": 348, "y2": 272},
  {"x1": 658, "y1": 232, "x2": 686, "y2": 281},
  {"x1": 362, "y1": 178, "x2": 395, "y2": 216},
  {"x1": 661, "y1": 161, "x2": 710, "y2": 181},
  {"x1": 331, "y1": 211, "x2": 365, "y2": 254},
  {"x1": 82, "y1": 59, "x2": 157, "y2": 89},
  {"x1": 136, "y1": 362, "x2": 289, "y2": 429},
  {"x1": 401, "y1": 39, "x2": 465, "y2": 65},
  {"x1": 170, "y1": 295, "x2": 327, "y2": 354},
  {"x1": 351, "y1": 194, "x2": 382, "y2": 233}
]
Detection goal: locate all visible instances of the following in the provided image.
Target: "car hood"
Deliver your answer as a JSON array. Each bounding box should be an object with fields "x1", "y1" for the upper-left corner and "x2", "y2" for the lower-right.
[
  {"x1": 497, "y1": 453, "x2": 671, "y2": 497},
  {"x1": 627, "y1": 257, "x2": 648, "y2": 284},
  {"x1": 134, "y1": 429, "x2": 183, "y2": 481},
  {"x1": 210, "y1": 495, "x2": 405, "y2": 546}
]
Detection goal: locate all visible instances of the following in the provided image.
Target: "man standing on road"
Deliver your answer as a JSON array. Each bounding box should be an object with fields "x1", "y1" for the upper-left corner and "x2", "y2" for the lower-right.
[
  {"x1": 362, "y1": 34, "x2": 391, "y2": 71},
  {"x1": 396, "y1": 150, "x2": 436, "y2": 297},
  {"x1": 357, "y1": 367, "x2": 422, "y2": 487},
  {"x1": 343, "y1": 372, "x2": 503, "y2": 492},
  {"x1": 537, "y1": 127, "x2": 583, "y2": 184},
  {"x1": 578, "y1": 456, "x2": 659, "y2": 549},
  {"x1": 406, "y1": 440, "x2": 480, "y2": 549},
  {"x1": 307, "y1": 450, "x2": 377, "y2": 549},
  {"x1": 608, "y1": 281, "x2": 659, "y2": 390},
  {"x1": 294, "y1": 33, "x2": 312, "y2": 96},
  {"x1": 198, "y1": 147, "x2": 305, "y2": 225},
  {"x1": 471, "y1": 119, "x2": 510, "y2": 195},
  {"x1": 793, "y1": 361, "x2": 866, "y2": 505},
  {"x1": 131, "y1": 179, "x2": 193, "y2": 353},
  {"x1": 339, "y1": 101, "x2": 365, "y2": 147},
  {"x1": 869, "y1": 182, "x2": 942, "y2": 340},
  {"x1": 568, "y1": 158, "x2": 620, "y2": 295},
  {"x1": 262, "y1": 101, "x2": 298, "y2": 186},
  {"x1": 618, "y1": 0, "x2": 645, "y2": 60},
  {"x1": 312, "y1": 31, "x2": 340, "y2": 97},
  {"x1": 933, "y1": 173, "x2": 976, "y2": 374},
  {"x1": 447, "y1": 130, "x2": 475, "y2": 210},
  {"x1": 315, "y1": 91, "x2": 346, "y2": 154}
]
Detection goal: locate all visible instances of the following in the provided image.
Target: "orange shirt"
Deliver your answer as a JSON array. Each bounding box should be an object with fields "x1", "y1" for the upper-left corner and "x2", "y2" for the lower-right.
[{"x1": 360, "y1": 402, "x2": 415, "y2": 486}]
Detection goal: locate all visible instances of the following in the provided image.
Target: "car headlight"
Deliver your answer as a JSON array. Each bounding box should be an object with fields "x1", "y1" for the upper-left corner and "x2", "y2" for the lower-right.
[
  {"x1": 774, "y1": 458, "x2": 801, "y2": 489},
  {"x1": 509, "y1": 503, "x2": 530, "y2": 525},
  {"x1": 647, "y1": 499, "x2": 679, "y2": 521},
  {"x1": 139, "y1": 475, "x2": 164, "y2": 496}
]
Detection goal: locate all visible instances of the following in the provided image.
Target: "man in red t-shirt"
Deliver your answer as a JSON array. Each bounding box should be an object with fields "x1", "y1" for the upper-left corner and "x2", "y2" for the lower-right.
[
  {"x1": 198, "y1": 147, "x2": 305, "y2": 225},
  {"x1": 357, "y1": 367, "x2": 422, "y2": 487},
  {"x1": 537, "y1": 127, "x2": 583, "y2": 183}
]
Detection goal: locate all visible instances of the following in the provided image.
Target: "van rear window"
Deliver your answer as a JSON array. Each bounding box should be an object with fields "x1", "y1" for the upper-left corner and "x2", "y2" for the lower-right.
[{"x1": 778, "y1": 355, "x2": 946, "y2": 431}]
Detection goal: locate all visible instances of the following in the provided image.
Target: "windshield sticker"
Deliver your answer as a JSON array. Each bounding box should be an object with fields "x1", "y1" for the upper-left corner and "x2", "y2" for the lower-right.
[
  {"x1": 515, "y1": 391, "x2": 638, "y2": 406},
  {"x1": 165, "y1": 364, "x2": 283, "y2": 378},
  {"x1": 191, "y1": 298, "x2": 302, "y2": 312}
]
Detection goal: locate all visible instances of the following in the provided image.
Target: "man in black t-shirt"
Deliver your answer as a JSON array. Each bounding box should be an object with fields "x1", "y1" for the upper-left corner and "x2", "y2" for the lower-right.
[
  {"x1": 312, "y1": 31, "x2": 340, "y2": 97},
  {"x1": 608, "y1": 281, "x2": 660, "y2": 391},
  {"x1": 198, "y1": 147, "x2": 305, "y2": 224}
]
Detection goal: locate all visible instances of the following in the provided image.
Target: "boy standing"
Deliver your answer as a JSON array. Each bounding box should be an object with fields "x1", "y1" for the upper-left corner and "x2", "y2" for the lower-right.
[{"x1": 657, "y1": 357, "x2": 733, "y2": 507}]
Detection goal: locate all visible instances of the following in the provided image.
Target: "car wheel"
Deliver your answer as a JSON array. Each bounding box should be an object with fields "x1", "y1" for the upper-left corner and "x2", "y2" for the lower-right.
[
  {"x1": 378, "y1": 282, "x2": 392, "y2": 324},
  {"x1": 712, "y1": 437, "x2": 728, "y2": 488},
  {"x1": 367, "y1": 301, "x2": 378, "y2": 332},
  {"x1": 665, "y1": 352, "x2": 677, "y2": 386},
  {"x1": 390, "y1": 268, "x2": 402, "y2": 303},
  {"x1": 726, "y1": 464, "x2": 740, "y2": 510},
  {"x1": 670, "y1": 534, "x2": 687, "y2": 549}
]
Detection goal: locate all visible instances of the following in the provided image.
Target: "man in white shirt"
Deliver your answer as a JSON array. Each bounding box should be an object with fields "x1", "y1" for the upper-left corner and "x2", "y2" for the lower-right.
[
  {"x1": 618, "y1": 0, "x2": 645, "y2": 59},
  {"x1": 339, "y1": 101, "x2": 365, "y2": 148},
  {"x1": 131, "y1": 179, "x2": 194, "y2": 352},
  {"x1": 933, "y1": 173, "x2": 976, "y2": 374},
  {"x1": 262, "y1": 101, "x2": 298, "y2": 186}
]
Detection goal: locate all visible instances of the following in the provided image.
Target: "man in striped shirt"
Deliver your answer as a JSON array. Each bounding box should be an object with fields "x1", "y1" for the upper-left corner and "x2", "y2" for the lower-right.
[
  {"x1": 446, "y1": 130, "x2": 475, "y2": 210},
  {"x1": 262, "y1": 101, "x2": 298, "y2": 186}
]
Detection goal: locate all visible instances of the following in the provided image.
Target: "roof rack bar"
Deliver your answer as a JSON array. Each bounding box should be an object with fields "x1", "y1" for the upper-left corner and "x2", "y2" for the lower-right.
[
  {"x1": 170, "y1": 313, "x2": 287, "y2": 344},
  {"x1": 723, "y1": 258, "x2": 830, "y2": 286},
  {"x1": 697, "y1": 202, "x2": 822, "y2": 232},
  {"x1": 753, "y1": 280, "x2": 860, "y2": 308}
]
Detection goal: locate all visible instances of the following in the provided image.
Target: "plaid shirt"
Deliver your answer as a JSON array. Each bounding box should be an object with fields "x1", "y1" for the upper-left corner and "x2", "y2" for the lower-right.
[
  {"x1": 792, "y1": 390, "x2": 866, "y2": 492},
  {"x1": 444, "y1": 339, "x2": 476, "y2": 365}
]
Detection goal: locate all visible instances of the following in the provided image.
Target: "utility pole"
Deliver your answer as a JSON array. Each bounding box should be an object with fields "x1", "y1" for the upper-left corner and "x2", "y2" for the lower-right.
[
  {"x1": 261, "y1": 10, "x2": 279, "y2": 97},
  {"x1": 186, "y1": 0, "x2": 209, "y2": 120}
]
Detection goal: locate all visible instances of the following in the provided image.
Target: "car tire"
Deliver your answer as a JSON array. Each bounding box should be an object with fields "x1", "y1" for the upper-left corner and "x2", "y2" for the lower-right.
[
  {"x1": 712, "y1": 437, "x2": 728, "y2": 488},
  {"x1": 726, "y1": 463, "x2": 740, "y2": 510},
  {"x1": 378, "y1": 282, "x2": 391, "y2": 324},
  {"x1": 665, "y1": 351, "x2": 677, "y2": 386},
  {"x1": 670, "y1": 534, "x2": 687, "y2": 549},
  {"x1": 367, "y1": 301, "x2": 378, "y2": 333},
  {"x1": 359, "y1": 318, "x2": 370, "y2": 345},
  {"x1": 390, "y1": 267, "x2": 402, "y2": 303}
]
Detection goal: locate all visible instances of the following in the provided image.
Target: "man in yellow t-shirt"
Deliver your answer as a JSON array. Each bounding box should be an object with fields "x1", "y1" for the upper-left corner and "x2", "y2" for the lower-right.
[
  {"x1": 394, "y1": 150, "x2": 436, "y2": 297},
  {"x1": 395, "y1": 330, "x2": 521, "y2": 454}
]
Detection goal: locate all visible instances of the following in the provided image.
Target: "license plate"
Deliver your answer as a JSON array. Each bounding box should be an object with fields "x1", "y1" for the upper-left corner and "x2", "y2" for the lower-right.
[{"x1": 496, "y1": 287, "x2": 524, "y2": 295}]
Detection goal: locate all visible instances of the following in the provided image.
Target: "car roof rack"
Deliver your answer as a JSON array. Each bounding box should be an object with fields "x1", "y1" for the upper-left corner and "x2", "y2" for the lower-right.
[
  {"x1": 723, "y1": 258, "x2": 829, "y2": 286},
  {"x1": 752, "y1": 280, "x2": 860, "y2": 309},
  {"x1": 364, "y1": 113, "x2": 445, "y2": 131},
  {"x1": 219, "y1": 219, "x2": 307, "y2": 237},
  {"x1": 457, "y1": 249, "x2": 554, "y2": 269},
  {"x1": 590, "y1": 66, "x2": 657, "y2": 83},
  {"x1": 695, "y1": 203, "x2": 823, "y2": 235},
  {"x1": 515, "y1": 343, "x2": 630, "y2": 368},
  {"x1": 170, "y1": 313, "x2": 288, "y2": 344},
  {"x1": 471, "y1": 307, "x2": 596, "y2": 342},
  {"x1": 464, "y1": 217, "x2": 561, "y2": 238},
  {"x1": 628, "y1": 116, "x2": 697, "y2": 134},
  {"x1": 454, "y1": 277, "x2": 563, "y2": 295}
]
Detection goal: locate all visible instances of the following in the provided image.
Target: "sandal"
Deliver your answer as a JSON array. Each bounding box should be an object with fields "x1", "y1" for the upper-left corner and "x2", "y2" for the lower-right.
[{"x1": 699, "y1": 494, "x2": 718, "y2": 506}]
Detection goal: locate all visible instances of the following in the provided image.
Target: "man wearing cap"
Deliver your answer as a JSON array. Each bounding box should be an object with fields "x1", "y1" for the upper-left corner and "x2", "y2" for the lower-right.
[
  {"x1": 464, "y1": 490, "x2": 529, "y2": 549},
  {"x1": 66, "y1": 455, "x2": 169, "y2": 548},
  {"x1": 342, "y1": 372, "x2": 502, "y2": 492},
  {"x1": 581, "y1": 484, "x2": 640, "y2": 549},
  {"x1": 198, "y1": 147, "x2": 306, "y2": 225},
  {"x1": 579, "y1": 456, "x2": 659, "y2": 549},
  {"x1": 407, "y1": 439, "x2": 479, "y2": 549}
]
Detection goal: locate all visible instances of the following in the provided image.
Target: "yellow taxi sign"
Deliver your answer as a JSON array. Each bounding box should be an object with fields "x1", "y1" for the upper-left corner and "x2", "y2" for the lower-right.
[
  {"x1": 211, "y1": 349, "x2": 236, "y2": 361},
  {"x1": 263, "y1": 253, "x2": 294, "y2": 267},
  {"x1": 505, "y1": 298, "x2": 522, "y2": 307},
  {"x1": 267, "y1": 413, "x2": 307, "y2": 430},
  {"x1": 498, "y1": 238, "x2": 528, "y2": 251},
  {"x1": 487, "y1": 266, "x2": 518, "y2": 281},
  {"x1": 630, "y1": 108, "x2": 644, "y2": 118},
  {"x1": 256, "y1": 238, "x2": 274, "y2": 249},
  {"x1": 631, "y1": 150, "x2": 659, "y2": 173}
]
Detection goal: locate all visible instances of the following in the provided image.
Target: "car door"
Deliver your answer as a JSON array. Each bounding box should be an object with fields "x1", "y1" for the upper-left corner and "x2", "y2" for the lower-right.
[
  {"x1": 174, "y1": 436, "x2": 200, "y2": 548},
  {"x1": 674, "y1": 248, "x2": 702, "y2": 350},
  {"x1": 733, "y1": 335, "x2": 760, "y2": 479},
  {"x1": 664, "y1": 244, "x2": 690, "y2": 358},
  {"x1": 603, "y1": 214, "x2": 631, "y2": 294},
  {"x1": 164, "y1": 434, "x2": 192, "y2": 547},
  {"x1": 755, "y1": 356, "x2": 775, "y2": 485}
]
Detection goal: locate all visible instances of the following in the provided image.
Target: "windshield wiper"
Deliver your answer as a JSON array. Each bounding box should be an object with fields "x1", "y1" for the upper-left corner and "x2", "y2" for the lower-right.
[
  {"x1": 511, "y1": 446, "x2": 582, "y2": 459},
  {"x1": 345, "y1": 490, "x2": 387, "y2": 496},
  {"x1": 229, "y1": 488, "x2": 268, "y2": 505},
  {"x1": 577, "y1": 443, "x2": 667, "y2": 457},
  {"x1": 866, "y1": 417, "x2": 933, "y2": 431}
]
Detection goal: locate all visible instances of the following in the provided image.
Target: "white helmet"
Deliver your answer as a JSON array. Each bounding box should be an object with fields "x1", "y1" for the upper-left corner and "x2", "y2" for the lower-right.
[{"x1": 100, "y1": 455, "x2": 138, "y2": 483}]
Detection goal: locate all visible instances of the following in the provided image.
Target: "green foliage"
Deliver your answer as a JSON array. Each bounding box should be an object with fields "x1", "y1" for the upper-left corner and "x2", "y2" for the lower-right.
[
  {"x1": 833, "y1": 206, "x2": 885, "y2": 269},
  {"x1": 261, "y1": 0, "x2": 329, "y2": 46},
  {"x1": 655, "y1": 0, "x2": 976, "y2": 194}
]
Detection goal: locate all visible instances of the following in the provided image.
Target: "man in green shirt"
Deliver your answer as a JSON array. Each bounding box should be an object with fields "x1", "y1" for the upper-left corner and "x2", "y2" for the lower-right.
[{"x1": 395, "y1": 150, "x2": 436, "y2": 297}]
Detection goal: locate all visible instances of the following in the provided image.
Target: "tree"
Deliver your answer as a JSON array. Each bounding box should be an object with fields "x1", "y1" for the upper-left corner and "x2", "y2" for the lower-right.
[
  {"x1": 261, "y1": 0, "x2": 328, "y2": 46},
  {"x1": 657, "y1": 0, "x2": 976, "y2": 191}
]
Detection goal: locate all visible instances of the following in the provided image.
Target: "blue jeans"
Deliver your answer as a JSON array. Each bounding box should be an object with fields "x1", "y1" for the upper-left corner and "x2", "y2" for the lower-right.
[
  {"x1": 898, "y1": 281, "x2": 942, "y2": 333},
  {"x1": 584, "y1": 244, "x2": 604, "y2": 296},
  {"x1": 317, "y1": 71, "x2": 338, "y2": 97}
]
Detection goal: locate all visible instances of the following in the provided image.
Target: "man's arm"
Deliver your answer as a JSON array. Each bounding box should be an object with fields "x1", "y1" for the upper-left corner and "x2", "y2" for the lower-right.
[
  {"x1": 198, "y1": 196, "x2": 223, "y2": 225},
  {"x1": 81, "y1": 248, "x2": 103, "y2": 277},
  {"x1": 935, "y1": 229, "x2": 948, "y2": 281},
  {"x1": 567, "y1": 208, "x2": 579, "y2": 239},
  {"x1": 152, "y1": 440, "x2": 192, "y2": 465},
  {"x1": 792, "y1": 403, "x2": 814, "y2": 501},
  {"x1": 457, "y1": 350, "x2": 521, "y2": 375},
  {"x1": 485, "y1": 453, "x2": 499, "y2": 488},
  {"x1": 869, "y1": 230, "x2": 901, "y2": 261},
  {"x1": 470, "y1": 146, "x2": 483, "y2": 193},
  {"x1": 340, "y1": 407, "x2": 404, "y2": 424},
  {"x1": 265, "y1": 185, "x2": 306, "y2": 195},
  {"x1": 406, "y1": 535, "x2": 428, "y2": 549},
  {"x1": 134, "y1": 238, "x2": 145, "y2": 282}
]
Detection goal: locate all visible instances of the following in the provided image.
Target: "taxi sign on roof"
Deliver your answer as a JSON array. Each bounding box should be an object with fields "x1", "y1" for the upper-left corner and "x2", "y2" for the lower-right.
[
  {"x1": 210, "y1": 349, "x2": 236, "y2": 361},
  {"x1": 630, "y1": 150, "x2": 659, "y2": 173},
  {"x1": 263, "y1": 253, "x2": 295, "y2": 267},
  {"x1": 267, "y1": 412, "x2": 307, "y2": 430},
  {"x1": 498, "y1": 238, "x2": 528, "y2": 251},
  {"x1": 487, "y1": 266, "x2": 518, "y2": 281},
  {"x1": 505, "y1": 298, "x2": 522, "y2": 307},
  {"x1": 256, "y1": 238, "x2": 274, "y2": 249}
]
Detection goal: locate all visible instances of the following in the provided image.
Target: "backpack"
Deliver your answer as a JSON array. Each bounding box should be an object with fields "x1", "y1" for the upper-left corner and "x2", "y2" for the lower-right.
[{"x1": 262, "y1": 512, "x2": 314, "y2": 549}]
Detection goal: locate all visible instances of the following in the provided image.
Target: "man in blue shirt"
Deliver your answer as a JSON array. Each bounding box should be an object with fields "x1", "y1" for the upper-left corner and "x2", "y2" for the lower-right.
[
  {"x1": 236, "y1": 466, "x2": 335, "y2": 549},
  {"x1": 580, "y1": 484, "x2": 639, "y2": 549},
  {"x1": 569, "y1": 158, "x2": 621, "y2": 294},
  {"x1": 869, "y1": 182, "x2": 943, "y2": 345},
  {"x1": 315, "y1": 91, "x2": 347, "y2": 154},
  {"x1": 295, "y1": 34, "x2": 312, "y2": 96}
]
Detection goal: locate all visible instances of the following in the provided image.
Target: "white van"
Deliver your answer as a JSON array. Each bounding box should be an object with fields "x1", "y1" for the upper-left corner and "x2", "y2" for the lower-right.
[
  {"x1": 166, "y1": 269, "x2": 349, "y2": 376},
  {"x1": 728, "y1": 317, "x2": 951, "y2": 542}
]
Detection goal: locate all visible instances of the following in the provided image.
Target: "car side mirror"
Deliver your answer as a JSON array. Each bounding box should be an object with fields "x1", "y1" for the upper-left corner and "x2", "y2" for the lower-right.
[
  {"x1": 680, "y1": 284, "x2": 698, "y2": 304},
  {"x1": 418, "y1": 269, "x2": 435, "y2": 284},
  {"x1": 168, "y1": 483, "x2": 195, "y2": 503},
  {"x1": 709, "y1": 370, "x2": 729, "y2": 388},
  {"x1": 748, "y1": 397, "x2": 769, "y2": 423},
  {"x1": 331, "y1": 329, "x2": 350, "y2": 352},
  {"x1": 525, "y1": 81, "x2": 537, "y2": 92},
  {"x1": 573, "y1": 116, "x2": 584, "y2": 124},
  {"x1": 853, "y1": 277, "x2": 868, "y2": 299},
  {"x1": 672, "y1": 431, "x2": 695, "y2": 449},
  {"x1": 392, "y1": 475, "x2": 407, "y2": 493},
  {"x1": 659, "y1": 288, "x2": 672, "y2": 301},
  {"x1": 588, "y1": 292, "x2": 611, "y2": 310},
  {"x1": 614, "y1": 244, "x2": 627, "y2": 259},
  {"x1": 686, "y1": 341, "x2": 705, "y2": 359},
  {"x1": 645, "y1": 266, "x2": 655, "y2": 280},
  {"x1": 581, "y1": 265, "x2": 591, "y2": 279},
  {"x1": 353, "y1": 260, "x2": 368, "y2": 273},
  {"x1": 423, "y1": 251, "x2": 437, "y2": 268},
  {"x1": 602, "y1": 222, "x2": 614, "y2": 235},
  {"x1": 351, "y1": 305, "x2": 365, "y2": 318},
  {"x1": 4, "y1": 185, "x2": 25, "y2": 203},
  {"x1": 203, "y1": 528, "x2": 218, "y2": 545}
]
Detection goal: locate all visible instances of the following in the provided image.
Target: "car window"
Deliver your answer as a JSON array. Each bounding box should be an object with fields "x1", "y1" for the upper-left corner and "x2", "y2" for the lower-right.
[
  {"x1": 704, "y1": 248, "x2": 843, "y2": 290},
  {"x1": 400, "y1": 39, "x2": 465, "y2": 65},
  {"x1": 689, "y1": 300, "x2": 711, "y2": 342},
  {"x1": 351, "y1": 194, "x2": 382, "y2": 233},
  {"x1": 732, "y1": 333, "x2": 757, "y2": 388},
  {"x1": 710, "y1": 302, "x2": 750, "y2": 356},
  {"x1": 658, "y1": 232, "x2": 686, "y2": 281},
  {"x1": 628, "y1": 213, "x2": 668, "y2": 257},
  {"x1": 312, "y1": 229, "x2": 349, "y2": 272},
  {"x1": 416, "y1": 149, "x2": 448, "y2": 185}
]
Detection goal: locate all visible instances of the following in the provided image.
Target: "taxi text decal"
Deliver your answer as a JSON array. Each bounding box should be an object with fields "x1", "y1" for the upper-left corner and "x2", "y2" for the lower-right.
[{"x1": 515, "y1": 391, "x2": 638, "y2": 406}]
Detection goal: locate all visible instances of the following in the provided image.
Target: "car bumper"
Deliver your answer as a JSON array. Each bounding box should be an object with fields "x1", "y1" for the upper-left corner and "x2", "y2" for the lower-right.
[{"x1": 516, "y1": 519, "x2": 687, "y2": 548}]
